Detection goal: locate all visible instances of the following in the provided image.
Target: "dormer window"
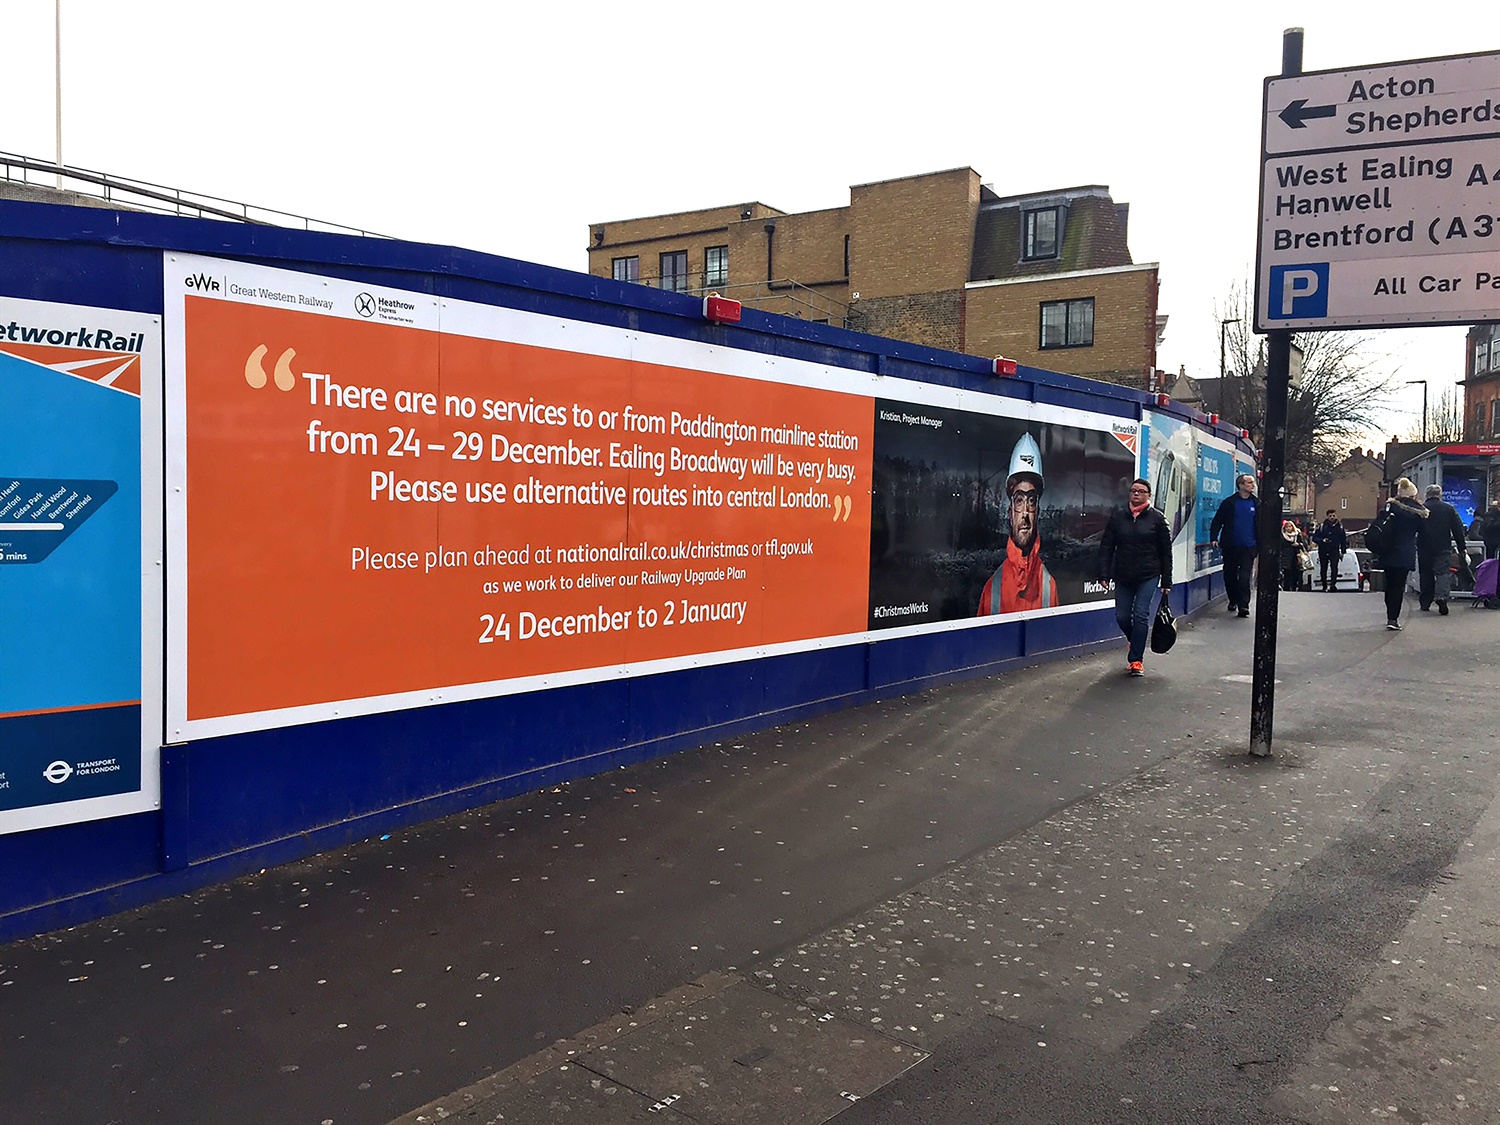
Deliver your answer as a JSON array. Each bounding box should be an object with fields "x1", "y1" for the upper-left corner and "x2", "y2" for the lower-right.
[{"x1": 1024, "y1": 207, "x2": 1060, "y2": 260}]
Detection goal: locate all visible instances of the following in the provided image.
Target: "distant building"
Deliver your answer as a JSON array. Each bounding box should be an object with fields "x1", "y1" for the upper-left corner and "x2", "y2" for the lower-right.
[
  {"x1": 586, "y1": 169, "x2": 1162, "y2": 389},
  {"x1": 1313, "y1": 447, "x2": 1385, "y2": 529}
]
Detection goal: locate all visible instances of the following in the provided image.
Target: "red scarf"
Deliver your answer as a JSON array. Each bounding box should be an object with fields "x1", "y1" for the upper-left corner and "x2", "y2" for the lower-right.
[{"x1": 1128, "y1": 496, "x2": 1149, "y2": 517}]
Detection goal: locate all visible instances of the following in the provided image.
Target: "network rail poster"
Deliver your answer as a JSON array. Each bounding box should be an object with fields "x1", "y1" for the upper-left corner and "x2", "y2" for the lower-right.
[
  {"x1": 1141, "y1": 410, "x2": 1243, "y2": 582},
  {"x1": 165, "y1": 255, "x2": 1145, "y2": 740},
  {"x1": 0, "y1": 295, "x2": 162, "y2": 835}
]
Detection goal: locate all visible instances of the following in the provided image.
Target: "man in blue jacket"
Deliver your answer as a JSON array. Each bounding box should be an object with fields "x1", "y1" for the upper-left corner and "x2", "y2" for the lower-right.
[{"x1": 1208, "y1": 474, "x2": 1258, "y2": 618}]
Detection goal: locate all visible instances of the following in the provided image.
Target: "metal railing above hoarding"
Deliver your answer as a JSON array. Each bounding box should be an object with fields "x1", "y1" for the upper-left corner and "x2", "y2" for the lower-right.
[{"x1": 0, "y1": 151, "x2": 390, "y2": 238}]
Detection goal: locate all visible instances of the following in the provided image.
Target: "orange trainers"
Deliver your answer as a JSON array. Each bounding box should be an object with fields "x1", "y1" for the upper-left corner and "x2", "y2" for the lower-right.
[{"x1": 1128, "y1": 661, "x2": 1144, "y2": 677}]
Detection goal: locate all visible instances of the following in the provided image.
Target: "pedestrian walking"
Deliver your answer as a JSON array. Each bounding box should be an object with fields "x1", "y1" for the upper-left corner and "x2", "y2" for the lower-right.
[
  {"x1": 1208, "y1": 473, "x2": 1257, "y2": 617},
  {"x1": 1312, "y1": 509, "x2": 1348, "y2": 591},
  {"x1": 1279, "y1": 520, "x2": 1305, "y2": 591},
  {"x1": 1098, "y1": 478, "x2": 1172, "y2": 677},
  {"x1": 1370, "y1": 478, "x2": 1428, "y2": 631},
  {"x1": 1418, "y1": 483, "x2": 1470, "y2": 615},
  {"x1": 1482, "y1": 500, "x2": 1500, "y2": 561}
]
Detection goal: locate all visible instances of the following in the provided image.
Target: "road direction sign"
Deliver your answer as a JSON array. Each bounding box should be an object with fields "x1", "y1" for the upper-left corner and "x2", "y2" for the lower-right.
[{"x1": 1255, "y1": 50, "x2": 1500, "y2": 331}]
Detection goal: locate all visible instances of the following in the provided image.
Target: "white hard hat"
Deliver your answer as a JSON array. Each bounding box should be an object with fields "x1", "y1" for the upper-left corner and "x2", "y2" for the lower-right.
[{"x1": 1007, "y1": 432, "x2": 1043, "y2": 492}]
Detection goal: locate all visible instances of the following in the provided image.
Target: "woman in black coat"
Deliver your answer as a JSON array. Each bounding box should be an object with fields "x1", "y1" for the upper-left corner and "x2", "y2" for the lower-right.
[
  {"x1": 1375, "y1": 477, "x2": 1428, "y2": 630},
  {"x1": 1098, "y1": 478, "x2": 1173, "y2": 676}
]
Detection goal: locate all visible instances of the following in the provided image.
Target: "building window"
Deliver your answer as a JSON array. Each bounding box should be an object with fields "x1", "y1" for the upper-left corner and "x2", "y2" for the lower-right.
[
  {"x1": 1478, "y1": 402, "x2": 1488, "y2": 431},
  {"x1": 660, "y1": 251, "x2": 689, "y2": 293},
  {"x1": 704, "y1": 246, "x2": 728, "y2": 288},
  {"x1": 1340, "y1": 498, "x2": 1348, "y2": 509},
  {"x1": 1024, "y1": 207, "x2": 1060, "y2": 260},
  {"x1": 1039, "y1": 298, "x2": 1094, "y2": 349},
  {"x1": 611, "y1": 257, "x2": 639, "y2": 283},
  {"x1": 1493, "y1": 400, "x2": 1500, "y2": 434},
  {"x1": 1477, "y1": 341, "x2": 1491, "y2": 375}
]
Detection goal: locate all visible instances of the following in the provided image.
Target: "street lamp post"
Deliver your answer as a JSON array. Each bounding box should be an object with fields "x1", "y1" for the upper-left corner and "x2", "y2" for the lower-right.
[
  {"x1": 1220, "y1": 317, "x2": 1239, "y2": 379},
  {"x1": 1406, "y1": 379, "x2": 1428, "y2": 443}
]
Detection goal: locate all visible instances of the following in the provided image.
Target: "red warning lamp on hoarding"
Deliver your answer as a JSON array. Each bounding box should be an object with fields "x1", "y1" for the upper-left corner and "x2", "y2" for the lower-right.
[
  {"x1": 1209, "y1": 413, "x2": 1220, "y2": 424},
  {"x1": 992, "y1": 356, "x2": 1018, "y2": 376},
  {"x1": 702, "y1": 295, "x2": 742, "y2": 324},
  {"x1": 1155, "y1": 392, "x2": 1171, "y2": 407},
  {"x1": 1241, "y1": 428, "x2": 1251, "y2": 439}
]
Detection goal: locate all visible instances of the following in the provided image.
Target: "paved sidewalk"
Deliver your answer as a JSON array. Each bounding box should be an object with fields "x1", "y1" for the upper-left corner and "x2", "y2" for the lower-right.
[{"x1": 4, "y1": 590, "x2": 1498, "y2": 1124}]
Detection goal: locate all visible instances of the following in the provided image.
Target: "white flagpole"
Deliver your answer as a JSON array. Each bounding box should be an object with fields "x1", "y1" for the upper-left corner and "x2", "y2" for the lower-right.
[{"x1": 55, "y1": 0, "x2": 63, "y2": 187}]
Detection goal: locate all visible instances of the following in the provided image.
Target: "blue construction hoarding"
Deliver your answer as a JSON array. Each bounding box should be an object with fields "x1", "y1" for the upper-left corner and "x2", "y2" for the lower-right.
[{"x1": 0, "y1": 198, "x2": 1253, "y2": 941}]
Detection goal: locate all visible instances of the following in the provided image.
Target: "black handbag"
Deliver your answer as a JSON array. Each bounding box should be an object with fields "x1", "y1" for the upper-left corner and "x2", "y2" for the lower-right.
[{"x1": 1149, "y1": 601, "x2": 1177, "y2": 654}]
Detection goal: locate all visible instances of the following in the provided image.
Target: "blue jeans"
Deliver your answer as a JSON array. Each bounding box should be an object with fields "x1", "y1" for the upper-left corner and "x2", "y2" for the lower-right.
[{"x1": 1114, "y1": 577, "x2": 1161, "y2": 663}]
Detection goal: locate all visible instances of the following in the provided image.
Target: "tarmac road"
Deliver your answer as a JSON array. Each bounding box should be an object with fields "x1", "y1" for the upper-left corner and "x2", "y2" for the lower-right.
[{"x1": 2, "y1": 588, "x2": 1497, "y2": 1124}]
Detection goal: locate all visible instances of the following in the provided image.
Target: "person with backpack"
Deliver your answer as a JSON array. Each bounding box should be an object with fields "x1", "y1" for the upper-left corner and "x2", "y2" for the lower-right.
[
  {"x1": 1098, "y1": 478, "x2": 1172, "y2": 677},
  {"x1": 1418, "y1": 483, "x2": 1470, "y2": 615},
  {"x1": 1367, "y1": 478, "x2": 1428, "y2": 631},
  {"x1": 1482, "y1": 500, "x2": 1500, "y2": 561}
]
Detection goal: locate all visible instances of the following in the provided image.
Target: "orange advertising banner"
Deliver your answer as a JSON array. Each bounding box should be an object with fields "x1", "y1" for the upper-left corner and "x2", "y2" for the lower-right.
[{"x1": 179, "y1": 290, "x2": 874, "y2": 725}]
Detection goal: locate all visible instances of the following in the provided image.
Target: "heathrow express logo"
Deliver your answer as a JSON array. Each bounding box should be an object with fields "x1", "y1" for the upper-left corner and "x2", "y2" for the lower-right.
[{"x1": 354, "y1": 292, "x2": 376, "y2": 318}]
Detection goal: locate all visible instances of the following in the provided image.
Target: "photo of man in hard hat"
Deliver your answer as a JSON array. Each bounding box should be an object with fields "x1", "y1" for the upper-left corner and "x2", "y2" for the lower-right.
[{"x1": 977, "y1": 432, "x2": 1058, "y2": 614}]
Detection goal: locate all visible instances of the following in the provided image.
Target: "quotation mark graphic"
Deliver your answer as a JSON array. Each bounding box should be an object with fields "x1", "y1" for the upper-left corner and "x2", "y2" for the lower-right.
[
  {"x1": 831, "y1": 495, "x2": 854, "y2": 522},
  {"x1": 245, "y1": 344, "x2": 298, "y2": 391}
]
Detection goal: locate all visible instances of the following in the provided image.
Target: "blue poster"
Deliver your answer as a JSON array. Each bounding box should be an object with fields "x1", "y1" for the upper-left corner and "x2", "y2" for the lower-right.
[
  {"x1": 1442, "y1": 471, "x2": 1484, "y2": 530},
  {"x1": 0, "y1": 297, "x2": 157, "y2": 833},
  {"x1": 1196, "y1": 443, "x2": 1237, "y2": 571}
]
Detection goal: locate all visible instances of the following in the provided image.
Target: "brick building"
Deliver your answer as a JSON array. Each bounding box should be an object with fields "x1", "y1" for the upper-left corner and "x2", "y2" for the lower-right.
[
  {"x1": 1462, "y1": 323, "x2": 1500, "y2": 441},
  {"x1": 586, "y1": 168, "x2": 1161, "y2": 388}
]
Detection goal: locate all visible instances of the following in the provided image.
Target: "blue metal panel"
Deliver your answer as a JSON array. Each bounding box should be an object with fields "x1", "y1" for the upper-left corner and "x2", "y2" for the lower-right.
[
  {"x1": 760, "y1": 646, "x2": 869, "y2": 714},
  {"x1": 0, "y1": 811, "x2": 161, "y2": 920},
  {"x1": 869, "y1": 624, "x2": 1024, "y2": 689},
  {"x1": 626, "y1": 662, "x2": 767, "y2": 744},
  {"x1": 1183, "y1": 573, "x2": 1218, "y2": 614},
  {"x1": 0, "y1": 235, "x2": 163, "y2": 312},
  {"x1": 1033, "y1": 608, "x2": 1120, "y2": 651},
  {"x1": 178, "y1": 682, "x2": 630, "y2": 863},
  {"x1": 1032, "y1": 380, "x2": 1141, "y2": 418}
]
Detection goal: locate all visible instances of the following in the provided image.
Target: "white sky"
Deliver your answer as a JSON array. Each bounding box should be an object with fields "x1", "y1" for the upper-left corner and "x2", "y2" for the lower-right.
[{"x1": 3, "y1": 1, "x2": 1494, "y2": 441}]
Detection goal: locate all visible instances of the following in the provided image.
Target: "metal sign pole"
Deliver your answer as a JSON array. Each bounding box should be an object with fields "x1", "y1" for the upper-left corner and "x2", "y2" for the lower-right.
[{"x1": 1250, "y1": 28, "x2": 1303, "y2": 759}]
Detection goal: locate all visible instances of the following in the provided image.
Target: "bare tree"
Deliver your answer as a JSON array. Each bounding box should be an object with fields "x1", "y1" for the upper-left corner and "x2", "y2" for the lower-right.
[
  {"x1": 1399, "y1": 386, "x2": 1463, "y2": 443},
  {"x1": 1211, "y1": 281, "x2": 1401, "y2": 480}
]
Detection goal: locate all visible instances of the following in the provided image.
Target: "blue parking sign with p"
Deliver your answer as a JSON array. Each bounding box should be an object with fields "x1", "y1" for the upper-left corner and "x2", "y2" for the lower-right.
[{"x1": 1268, "y1": 264, "x2": 1329, "y2": 320}]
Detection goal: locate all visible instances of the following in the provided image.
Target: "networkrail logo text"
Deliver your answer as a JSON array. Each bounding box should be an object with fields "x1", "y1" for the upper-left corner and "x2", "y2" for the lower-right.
[{"x1": 0, "y1": 321, "x2": 146, "y2": 396}]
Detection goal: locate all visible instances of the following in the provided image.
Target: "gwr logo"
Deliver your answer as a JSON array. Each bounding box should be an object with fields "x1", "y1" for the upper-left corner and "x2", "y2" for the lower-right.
[{"x1": 184, "y1": 272, "x2": 221, "y2": 293}]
